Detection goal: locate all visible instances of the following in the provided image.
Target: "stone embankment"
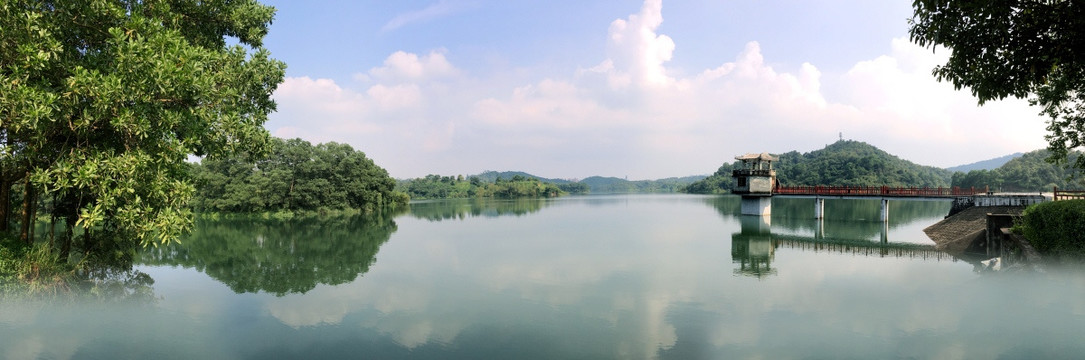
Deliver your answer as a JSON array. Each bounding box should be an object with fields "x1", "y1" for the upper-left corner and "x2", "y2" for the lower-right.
[
  {"x1": 925, "y1": 206, "x2": 1021, "y2": 253},
  {"x1": 924, "y1": 204, "x2": 1043, "y2": 263}
]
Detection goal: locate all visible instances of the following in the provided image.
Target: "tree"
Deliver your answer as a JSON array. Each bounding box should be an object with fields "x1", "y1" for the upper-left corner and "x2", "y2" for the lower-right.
[
  {"x1": 191, "y1": 137, "x2": 407, "y2": 213},
  {"x1": 909, "y1": 1, "x2": 1085, "y2": 171},
  {"x1": 0, "y1": 1, "x2": 285, "y2": 254}
]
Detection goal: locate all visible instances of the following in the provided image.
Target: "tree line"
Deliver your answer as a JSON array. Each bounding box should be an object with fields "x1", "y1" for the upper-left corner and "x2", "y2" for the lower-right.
[
  {"x1": 683, "y1": 140, "x2": 953, "y2": 194},
  {"x1": 190, "y1": 137, "x2": 408, "y2": 214},
  {"x1": 951, "y1": 149, "x2": 1084, "y2": 192},
  {"x1": 396, "y1": 174, "x2": 579, "y2": 200}
]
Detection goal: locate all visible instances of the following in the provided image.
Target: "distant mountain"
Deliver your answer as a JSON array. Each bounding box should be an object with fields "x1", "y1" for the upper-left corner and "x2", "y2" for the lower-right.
[
  {"x1": 946, "y1": 153, "x2": 1024, "y2": 173},
  {"x1": 473, "y1": 171, "x2": 573, "y2": 184},
  {"x1": 683, "y1": 140, "x2": 952, "y2": 194},
  {"x1": 952, "y1": 149, "x2": 1085, "y2": 192},
  {"x1": 580, "y1": 175, "x2": 706, "y2": 194},
  {"x1": 472, "y1": 171, "x2": 707, "y2": 194}
]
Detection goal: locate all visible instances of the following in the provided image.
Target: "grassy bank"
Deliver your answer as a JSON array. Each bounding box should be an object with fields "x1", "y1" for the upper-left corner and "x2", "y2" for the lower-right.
[{"x1": 0, "y1": 236, "x2": 76, "y2": 296}]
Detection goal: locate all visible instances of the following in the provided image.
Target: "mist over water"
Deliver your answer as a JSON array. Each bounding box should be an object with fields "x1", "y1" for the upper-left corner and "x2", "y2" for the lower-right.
[{"x1": 2, "y1": 195, "x2": 1083, "y2": 359}]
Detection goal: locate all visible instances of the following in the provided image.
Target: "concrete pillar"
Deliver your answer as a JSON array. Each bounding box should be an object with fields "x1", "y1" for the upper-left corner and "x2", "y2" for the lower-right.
[
  {"x1": 814, "y1": 197, "x2": 824, "y2": 219},
  {"x1": 879, "y1": 198, "x2": 889, "y2": 222},
  {"x1": 740, "y1": 196, "x2": 772, "y2": 216}
]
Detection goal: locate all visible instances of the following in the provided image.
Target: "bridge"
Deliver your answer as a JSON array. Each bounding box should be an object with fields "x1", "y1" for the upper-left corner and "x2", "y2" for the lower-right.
[
  {"x1": 731, "y1": 216, "x2": 953, "y2": 278},
  {"x1": 730, "y1": 152, "x2": 1047, "y2": 219}
]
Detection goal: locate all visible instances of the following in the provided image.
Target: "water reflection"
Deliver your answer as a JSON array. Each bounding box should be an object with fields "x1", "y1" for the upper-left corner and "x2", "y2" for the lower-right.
[
  {"x1": 408, "y1": 198, "x2": 551, "y2": 221},
  {"x1": 726, "y1": 195, "x2": 955, "y2": 277},
  {"x1": 706, "y1": 195, "x2": 951, "y2": 242},
  {"x1": 7, "y1": 195, "x2": 1085, "y2": 359},
  {"x1": 731, "y1": 216, "x2": 777, "y2": 278},
  {"x1": 139, "y1": 211, "x2": 400, "y2": 296}
]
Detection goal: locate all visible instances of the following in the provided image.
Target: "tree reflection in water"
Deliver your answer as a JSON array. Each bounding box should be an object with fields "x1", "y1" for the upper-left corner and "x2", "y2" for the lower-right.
[
  {"x1": 140, "y1": 210, "x2": 401, "y2": 296},
  {"x1": 408, "y1": 198, "x2": 551, "y2": 221}
]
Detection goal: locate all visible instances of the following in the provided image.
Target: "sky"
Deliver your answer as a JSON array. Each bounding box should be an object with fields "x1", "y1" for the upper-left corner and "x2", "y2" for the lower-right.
[{"x1": 259, "y1": 0, "x2": 1049, "y2": 180}]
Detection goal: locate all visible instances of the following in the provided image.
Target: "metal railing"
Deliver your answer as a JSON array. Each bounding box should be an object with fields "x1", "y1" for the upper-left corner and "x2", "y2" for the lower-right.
[
  {"x1": 1054, "y1": 186, "x2": 1085, "y2": 201},
  {"x1": 774, "y1": 185, "x2": 986, "y2": 197}
]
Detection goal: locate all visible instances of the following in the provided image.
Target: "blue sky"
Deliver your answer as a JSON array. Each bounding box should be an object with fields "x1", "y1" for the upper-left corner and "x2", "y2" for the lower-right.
[{"x1": 260, "y1": 0, "x2": 1047, "y2": 180}]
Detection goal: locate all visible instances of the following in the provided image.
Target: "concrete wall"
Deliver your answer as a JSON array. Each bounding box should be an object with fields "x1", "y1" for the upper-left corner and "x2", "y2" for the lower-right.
[
  {"x1": 748, "y1": 176, "x2": 773, "y2": 193},
  {"x1": 972, "y1": 195, "x2": 1046, "y2": 207}
]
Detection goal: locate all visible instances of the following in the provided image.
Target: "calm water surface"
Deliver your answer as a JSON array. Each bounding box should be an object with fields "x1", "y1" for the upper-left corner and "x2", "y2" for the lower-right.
[{"x1": 3, "y1": 194, "x2": 1085, "y2": 359}]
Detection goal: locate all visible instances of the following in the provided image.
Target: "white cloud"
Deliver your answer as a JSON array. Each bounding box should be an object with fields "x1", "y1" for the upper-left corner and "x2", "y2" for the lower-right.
[
  {"x1": 367, "y1": 83, "x2": 422, "y2": 110},
  {"x1": 268, "y1": 0, "x2": 1048, "y2": 179},
  {"x1": 366, "y1": 50, "x2": 457, "y2": 83},
  {"x1": 590, "y1": 0, "x2": 676, "y2": 89}
]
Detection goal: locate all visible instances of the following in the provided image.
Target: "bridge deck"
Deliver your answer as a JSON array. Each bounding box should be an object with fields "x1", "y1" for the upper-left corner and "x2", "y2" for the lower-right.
[{"x1": 775, "y1": 185, "x2": 984, "y2": 198}]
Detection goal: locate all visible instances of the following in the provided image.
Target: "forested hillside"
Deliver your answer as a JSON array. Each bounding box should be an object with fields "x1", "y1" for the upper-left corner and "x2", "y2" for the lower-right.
[
  {"x1": 579, "y1": 176, "x2": 705, "y2": 194},
  {"x1": 473, "y1": 171, "x2": 573, "y2": 184},
  {"x1": 395, "y1": 174, "x2": 575, "y2": 200},
  {"x1": 946, "y1": 153, "x2": 1023, "y2": 172},
  {"x1": 952, "y1": 149, "x2": 1085, "y2": 192},
  {"x1": 190, "y1": 138, "x2": 408, "y2": 214},
  {"x1": 683, "y1": 141, "x2": 952, "y2": 194}
]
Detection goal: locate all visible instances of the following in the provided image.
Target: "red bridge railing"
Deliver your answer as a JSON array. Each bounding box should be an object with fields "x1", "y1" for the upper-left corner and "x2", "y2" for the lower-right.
[
  {"x1": 1054, "y1": 186, "x2": 1085, "y2": 201},
  {"x1": 774, "y1": 185, "x2": 987, "y2": 197}
]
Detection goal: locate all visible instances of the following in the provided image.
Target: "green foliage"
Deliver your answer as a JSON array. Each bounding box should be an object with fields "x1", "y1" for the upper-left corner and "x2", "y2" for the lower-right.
[
  {"x1": 1019, "y1": 200, "x2": 1085, "y2": 257},
  {"x1": 909, "y1": 1, "x2": 1085, "y2": 172},
  {"x1": 0, "y1": 236, "x2": 74, "y2": 296},
  {"x1": 683, "y1": 140, "x2": 951, "y2": 194},
  {"x1": 557, "y1": 182, "x2": 590, "y2": 194},
  {"x1": 776, "y1": 141, "x2": 951, "y2": 187},
  {"x1": 191, "y1": 137, "x2": 407, "y2": 213},
  {"x1": 952, "y1": 150, "x2": 1085, "y2": 192},
  {"x1": 398, "y1": 174, "x2": 567, "y2": 200},
  {"x1": 140, "y1": 212, "x2": 400, "y2": 296},
  {"x1": 0, "y1": 0, "x2": 285, "y2": 252},
  {"x1": 579, "y1": 175, "x2": 704, "y2": 194},
  {"x1": 946, "y1": 153, "x2": 1023, "y2": 173},
  {"x1": 681, "y1": 164, "x2": 736, "y2": 194},
  {"x1": 473, "y1": 171, "x2": 572, "y2": 184}
]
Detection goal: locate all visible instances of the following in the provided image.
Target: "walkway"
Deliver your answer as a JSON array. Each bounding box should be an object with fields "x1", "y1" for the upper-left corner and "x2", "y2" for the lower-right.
[{"x1": 775, "y1": 185, "x2": 985, "y2": 198}]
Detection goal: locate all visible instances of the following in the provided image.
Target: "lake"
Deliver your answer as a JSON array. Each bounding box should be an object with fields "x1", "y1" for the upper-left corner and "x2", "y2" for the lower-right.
[{"x1": 2, "y1": 194, "x2": 1085, "y2": 359}]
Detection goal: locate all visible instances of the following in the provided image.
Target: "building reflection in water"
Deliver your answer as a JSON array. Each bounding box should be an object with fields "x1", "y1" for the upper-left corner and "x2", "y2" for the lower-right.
[{"x1": 731, "y1": 215, "x2": 777, "y2": 278}]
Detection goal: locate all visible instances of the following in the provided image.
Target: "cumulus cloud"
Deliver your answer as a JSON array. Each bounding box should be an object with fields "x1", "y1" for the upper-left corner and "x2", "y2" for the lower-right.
[
  {"x1": 268, "y1": 0, "x2": 1048, "y2": 179},
  {"x1": 588, "y1": 0, "x2": 676, "y2": 89},
  {"x1": 366, "y1": 50, "x2": 457, "y2": 83}
]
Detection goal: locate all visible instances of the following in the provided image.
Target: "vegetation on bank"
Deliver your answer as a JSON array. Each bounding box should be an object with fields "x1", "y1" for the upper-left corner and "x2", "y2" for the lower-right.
[
  {"x1": 1018, "y1": 200, "x2": 1085, "y2": 258},
  {"x1": 952, "y1": 150, "x2": 1085, "y2": 192},
  {"x1": 578, "y1": 175, "x2": 705, "y2": 194},
  {"x1": 190, "y1": 137, "x2": 408, "y2": 214},
  {"x1": 0, "y1": 235, "x2": 75, "y2": 296},
  {"x1": 397, "y1": 174, "x2": 573, "y2": 200},
  {"x1": 1, "y1": 0, "x2": 288, "y2": 294},
  {"x1": 682, "y1": 140, "x2": 952, "y2": 194}
]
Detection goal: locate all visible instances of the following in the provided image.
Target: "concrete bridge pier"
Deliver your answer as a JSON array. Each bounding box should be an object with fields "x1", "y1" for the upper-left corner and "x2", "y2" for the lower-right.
[
  {"x1": 880, "y1": 198, "x2": 889, "y2": 222},
  {"x1": 814, "y1": 197, "x2": 825, "y2": 219},
  {"x1": 881, "y1": 221, "x2": 889, "y2": 244},
  {"x1": 740, "y1": 196, "x2": 772, "y2": 216}
]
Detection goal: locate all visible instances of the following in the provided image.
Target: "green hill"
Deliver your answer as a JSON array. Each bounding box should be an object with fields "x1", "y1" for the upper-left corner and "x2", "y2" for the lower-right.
[
  {"x1": 946, "y1": 153, "x2": 1023, "y2": 172},
  {"x1": 682, "y1": 140, "x2": 952, "y2": 194},
  {"x1": 952, "y1": 149, "x2": 1085, "y2": 192},
  {"x1": 475, "y1": 171, "x2": 573, "y2": 184},
  {"x1": 580, "y1": 175, "x2": 706, "y2": 194}
]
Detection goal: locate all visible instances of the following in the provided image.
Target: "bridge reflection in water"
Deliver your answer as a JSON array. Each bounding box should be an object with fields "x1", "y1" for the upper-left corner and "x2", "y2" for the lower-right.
[{"x1": 730, "y1": 215, "x2": 951, "y2": 279}]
